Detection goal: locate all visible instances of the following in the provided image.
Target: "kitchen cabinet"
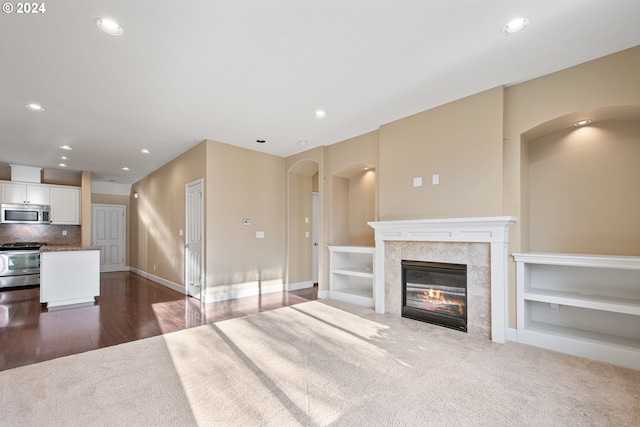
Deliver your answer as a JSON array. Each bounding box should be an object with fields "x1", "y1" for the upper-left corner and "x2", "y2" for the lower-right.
[
  {"x1": 513, "y1": 252, "x2": 640, "y2": 371},
  {"x1": 328, "y1": 246, "x2": 375, "y2": 307},
  {"x1": 50, "y1": 185, "x2": 81, "y2": 224},
  {"x1": 1, "y1": 182, "x2": 50, "y2": 205}
]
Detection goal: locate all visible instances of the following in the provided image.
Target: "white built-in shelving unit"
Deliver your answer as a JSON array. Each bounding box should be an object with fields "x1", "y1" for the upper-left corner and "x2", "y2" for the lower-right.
[
  {"x1": 513, "y1": 252, "x2": 640, "y2": 370},
  {"x1": 328, "y1": 246, "x2": 375, "y2": 308}
]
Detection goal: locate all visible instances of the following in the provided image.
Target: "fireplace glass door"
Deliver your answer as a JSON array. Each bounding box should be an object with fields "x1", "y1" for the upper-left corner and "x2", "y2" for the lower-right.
[{"x1": 402, "y1": 260, "x2": 467, "y2": 332}]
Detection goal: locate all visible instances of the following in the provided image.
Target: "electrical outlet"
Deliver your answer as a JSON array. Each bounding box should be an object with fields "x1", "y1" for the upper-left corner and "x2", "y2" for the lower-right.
[{"x1": 256, "y1": 273, "x2": 261, "y2": 281}]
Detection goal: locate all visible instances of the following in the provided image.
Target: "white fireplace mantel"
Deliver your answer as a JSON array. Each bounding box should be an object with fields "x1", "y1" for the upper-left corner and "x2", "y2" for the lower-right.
[{"x1": 368, "y1": 216, "x2": 517, "y2": 343}]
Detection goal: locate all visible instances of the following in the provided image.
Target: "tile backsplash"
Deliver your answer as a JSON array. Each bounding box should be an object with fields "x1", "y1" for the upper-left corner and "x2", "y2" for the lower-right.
[{"x1": 0, "y1": 224, "x2": 81, "y2": 246}]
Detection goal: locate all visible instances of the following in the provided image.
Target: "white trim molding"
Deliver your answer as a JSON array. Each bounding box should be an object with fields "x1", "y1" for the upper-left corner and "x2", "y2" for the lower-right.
[
  {"x1": 129, "y1": 267, "x2": 185, "y2": 294},
  {"x1": 368, "y1": 216, "x2": 516, "y2": 343},
  {"x1": 203, "y1": 279, "x2": 284, "y2": 303},
  {"x1": 286, "y1": 281, "x2": 315, "y2": 292}
]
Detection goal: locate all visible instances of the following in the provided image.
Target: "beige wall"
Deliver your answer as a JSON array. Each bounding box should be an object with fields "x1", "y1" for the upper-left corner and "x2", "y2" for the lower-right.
[
  {"x1": 130, "y1": 141, "x2": 206, "y2": 286},
  {"x1": 529, "y1": 121, "x2": 640, "y2": 255},
  {"x1": 378, "y1": 87, "x2": 504, "y2": 220},
  {"x1": 349, "y1": 169, "x2": 376, "y2": 246},
  {"x1": 326, "y1": 130, "x2": 378, "y2": 247},
  {"x1": 80, "y1": 171, "x2": 92, "y2": 246},
  {"x1": 0, "y1": 165, "x2": 81, "y2": 185},
  {"x1": 92, "y1": 193, "x2": 132, "y2": 266},
  {"x1": 205, "y1": 140, "x2": 285, "y2": 292},
  {"x1": 505, "y1": 46, "x2": 640, "y2": 254},
  {"x1": 331, "y1": 176, "x2": 349, "y2": 246},
  {"x1": 132, "y1": 137, "x2": 286, "y2": 293},
  {"x1": 330, "y1": 171, "x2": 376, "y2": 246}
]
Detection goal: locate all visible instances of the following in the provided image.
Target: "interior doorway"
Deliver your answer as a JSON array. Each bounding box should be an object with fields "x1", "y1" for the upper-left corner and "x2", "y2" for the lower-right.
[
  {"x1": 312, "y1": 191, "x2": 319, "y2": 284},
  {"x1": 91, "y1": 204, "x2": 126, "y2": 272},
  {"x1": 185, "y1": 179, "x2": 204, "y2": 300},
  {"x1": 287, "y1": 160, "x2": 320, "y2": 290}
]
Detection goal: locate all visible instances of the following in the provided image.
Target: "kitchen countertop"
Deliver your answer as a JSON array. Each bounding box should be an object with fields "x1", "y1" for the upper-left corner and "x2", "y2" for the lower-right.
[{"x1": 40, "y1": 245, "x2": 100, "y2": 252}]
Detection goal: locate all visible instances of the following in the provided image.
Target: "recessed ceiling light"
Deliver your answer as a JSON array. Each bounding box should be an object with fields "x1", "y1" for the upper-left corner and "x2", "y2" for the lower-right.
[
  {"x1": 574, "y1": 119, "x2": 592, "y2": 127},
  {"x1": 58, "y1": 156, "x2": 69, "y2": 161},
  {"x1": 503, "y1": 17, "x2": 529, "y2": 34},
  {"x1": 59, "y1": 145, "x2": 72, "y2": 150},
  {"x1": 257, "y1": 139, "x2": 266, "y2": 144},
  {"x1": 96, "y1": 17, "x2": 123, "y2": 36},
  {"x1": 140, "y1": 148, "x2": 151, "y2": 154},
  {"x1": 58, "y1": 163, "x2": 68, "y2": 168},
  {"x1": 314, "y1": 110, "x2": 327, "y2": 119},
  {"x1": 298, "y1": 140, "x2": 308, "y2": 145},
  {"x1": 122, "y1": 167, "x2": 130, "y2": 171},
  {"x1": 26, "y1": 103, "x2": 45, "y2": 112}
]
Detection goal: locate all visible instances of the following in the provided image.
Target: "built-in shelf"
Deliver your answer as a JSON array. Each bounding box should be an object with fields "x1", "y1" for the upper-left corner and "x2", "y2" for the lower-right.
[
  {"x1": 513, "y1": 252, "x2": 640, "y2": 371},
  {"x1": 523, "y1": 289, "x2": 640, "y2": 316},
  {"x1": 328, "y1": 246, "x2": 375, "y2": 308}
]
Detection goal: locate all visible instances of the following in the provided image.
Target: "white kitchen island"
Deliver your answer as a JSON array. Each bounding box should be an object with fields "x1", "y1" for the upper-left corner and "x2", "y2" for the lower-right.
[{"x1": 40, "y1": 246, "x2": 100, "y2": 308}]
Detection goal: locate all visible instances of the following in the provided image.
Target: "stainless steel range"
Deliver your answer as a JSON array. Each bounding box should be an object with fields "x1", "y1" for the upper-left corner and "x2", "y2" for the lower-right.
[{"x1": 0, "y1": 242, "x2": 46, "y2": 288}]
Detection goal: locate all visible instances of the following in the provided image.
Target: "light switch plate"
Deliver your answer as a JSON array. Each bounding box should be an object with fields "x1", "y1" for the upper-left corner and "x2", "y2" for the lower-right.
[
  {"x1": 256, "y1": 231, "x2": 265, "y2": 238},
  {"x1": 413, "y1": 177, "x2": 423, "y2": 187},
  {"x1": 432, "y1": 174, "x2": 440, "y2": 185}
]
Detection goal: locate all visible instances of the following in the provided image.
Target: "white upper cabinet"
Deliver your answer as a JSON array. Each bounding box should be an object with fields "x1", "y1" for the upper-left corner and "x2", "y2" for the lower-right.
[
  {"x1": 1, "y1": 182, "x2": 50, "y2": 205},
  {"x1": 49, "y1": 186, "x2": 81, "y2": 225}
]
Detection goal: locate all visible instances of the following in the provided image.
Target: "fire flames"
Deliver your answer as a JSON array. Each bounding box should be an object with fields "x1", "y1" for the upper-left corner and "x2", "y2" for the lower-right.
[{"x1": 423, "y1": 288, "x2": 464, "y2": 316}]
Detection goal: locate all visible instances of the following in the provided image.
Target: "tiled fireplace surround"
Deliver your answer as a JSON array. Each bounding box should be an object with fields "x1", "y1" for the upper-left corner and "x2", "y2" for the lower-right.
[{"x1": 369, "y1": 217, "x2": 516, "y2": 343}]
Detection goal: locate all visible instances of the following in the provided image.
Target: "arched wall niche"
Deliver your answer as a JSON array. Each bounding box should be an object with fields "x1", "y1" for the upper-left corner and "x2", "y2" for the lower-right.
[
  {"x1": 286, "y1": 159, "x2": 320, "y2": 289},
  {"x1": 330, "y1": 162, "x2": 376, "y2": 247},
  {"x1": 520, "y1": 105, "x2": 640, "y2": 256}
]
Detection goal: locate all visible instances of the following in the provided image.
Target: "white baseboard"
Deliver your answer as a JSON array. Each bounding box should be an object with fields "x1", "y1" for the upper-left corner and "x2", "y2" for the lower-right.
[
  {"x1": 286, "y1": 281, "x2": 314, "y2": 291},
  {"x1": 126, "y1": 271, "x2": 312, "y2": 305},
  {"x1": 129, "y1": 268, "x2": 185, "y2": 294},
  {"x1": 507, "y1": 328, "x2": 517, "y2": 342},
  {"x1": 317, "y1": 290, "x2": 330, "y2": 299},
  {"x1": 203, "y1": 279, "x2": 284, "y2": 303}
]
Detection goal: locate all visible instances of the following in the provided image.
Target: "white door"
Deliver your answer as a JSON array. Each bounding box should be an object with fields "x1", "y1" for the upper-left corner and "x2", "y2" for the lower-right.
[
  {"x1": 312, "y1": 192, "x2": 319, "y2": 284},
  {"x1": 185, "y1": 179, "x2": 204, "y2": 299},
  {"x1": 92, "y1": 204, "x2": 125, "y2": 272}
]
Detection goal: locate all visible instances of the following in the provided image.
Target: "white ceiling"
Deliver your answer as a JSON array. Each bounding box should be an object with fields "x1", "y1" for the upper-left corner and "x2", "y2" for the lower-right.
[{"x1": 2, "y1": 1, "x2": 639, "y2": 185}]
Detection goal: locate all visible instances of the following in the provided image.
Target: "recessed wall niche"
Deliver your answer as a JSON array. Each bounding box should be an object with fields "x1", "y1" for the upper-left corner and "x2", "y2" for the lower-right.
[
  {"x1": 331, "y1": 165, "x2": 376, "y2": 247},
  {"x1": 528, "y1": 120, "x2": 640, "y2": 255}
]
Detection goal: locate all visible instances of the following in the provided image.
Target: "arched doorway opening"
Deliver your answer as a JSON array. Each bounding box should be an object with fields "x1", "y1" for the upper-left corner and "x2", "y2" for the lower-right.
[{"x1": 287, "y1": 160, "x2": 320, "y2": 291}]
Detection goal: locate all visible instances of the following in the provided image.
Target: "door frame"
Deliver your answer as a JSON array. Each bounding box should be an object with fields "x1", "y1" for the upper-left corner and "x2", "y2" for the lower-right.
[{"x1": 185, "y1": 178, "x2": 205, "y2": 300}]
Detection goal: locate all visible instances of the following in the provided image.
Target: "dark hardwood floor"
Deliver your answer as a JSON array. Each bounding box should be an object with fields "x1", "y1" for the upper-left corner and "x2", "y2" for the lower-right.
[{"x1": 0, "y1": 272, "x2": 317, "y2": 372}]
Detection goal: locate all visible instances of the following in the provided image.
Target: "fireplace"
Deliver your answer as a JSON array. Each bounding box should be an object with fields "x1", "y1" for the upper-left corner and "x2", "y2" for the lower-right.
[
  {"x1": 402, "y1": 260, "x2": 467, "y2": 332},
  {"x1": 368, "y1": 217, "x2": 516, "y2": 342}
]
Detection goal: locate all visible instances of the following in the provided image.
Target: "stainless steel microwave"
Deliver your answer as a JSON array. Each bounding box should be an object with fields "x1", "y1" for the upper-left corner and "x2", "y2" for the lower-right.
[{"x1": 0, "y1": 203, "x2": 51, "y2": 224}]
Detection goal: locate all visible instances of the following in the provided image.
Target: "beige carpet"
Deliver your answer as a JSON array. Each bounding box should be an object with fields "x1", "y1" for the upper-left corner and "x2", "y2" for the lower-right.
[{"x1": 1, "y1": 299, "x2": 639, "y2": 426}]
